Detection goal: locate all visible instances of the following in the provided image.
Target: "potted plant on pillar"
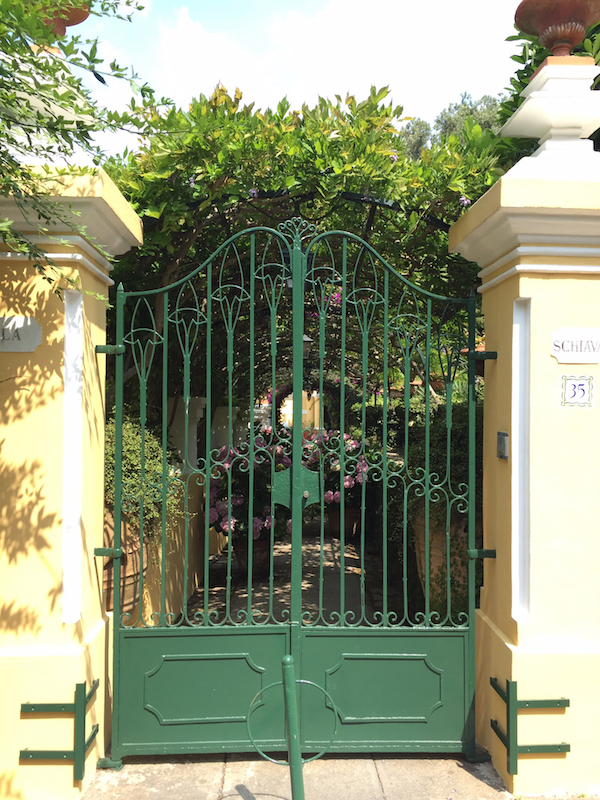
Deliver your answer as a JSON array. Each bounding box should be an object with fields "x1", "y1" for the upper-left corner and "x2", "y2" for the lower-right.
[
  {"x1": 40, "y1": 2, "x2": 90, "y2": 37},
  {"x1": 515, "y1": 0, "x2": 600, "y2": 56}
]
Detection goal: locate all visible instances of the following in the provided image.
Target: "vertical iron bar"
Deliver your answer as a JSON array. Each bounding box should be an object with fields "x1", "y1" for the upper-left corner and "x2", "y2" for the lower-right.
[
  {"x1": 402, "y1": 348, "x2": 410, "y2": 623},
  {"x1": 359, "y1": 286, "x2": 370, "y2": 623},
  {"x1": 247, "y1": 237, "x2": 256, "y2": 621},
  {"x1": 225, "y1": 294, "x2": 235, "y2": 623},
  {"x1": 445, "y1": 380, "x2": 453, "y2": 623},
  {"x1": 111, "y1": 283, "x2": 125, "y2": 758},
  {"x1": 382, "y1": 271, "x2": 390, "y2": 624},
  {"x1": 507, "y1": 680, "x2": 518, "y2": 776},
  {"x1": 268, "y1": 243, "x2": 279, "y2": 622},
  {"x1": 290, "y1": 234, "x2": 304, "y2": 637},
  {"x1": 465, "y1": 292, "x2": 478, "y2": 757},
  {"x1": 282, "y1": 656, "x2": 305, "y2": 800},
  {"x1": 423, "y1": 300, "x2": 432, "y2": 624},
  {"x1": 318, "y1": 285, "x2": 327, "y2": 622},
  {"x1": 338, "y1": 238, "x2": 348, "y2": 624},
  {"x1": 160, "y1": 292, "x2": 169, "y2": 626},
  {"x1": 203, "y1": 260, "x2": 213, "y2": 624}
]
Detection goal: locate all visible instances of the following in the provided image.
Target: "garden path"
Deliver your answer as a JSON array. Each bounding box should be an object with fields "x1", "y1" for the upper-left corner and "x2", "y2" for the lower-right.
[{"x1": 186, "y1": 521, "x2": 402, "y2": 625}]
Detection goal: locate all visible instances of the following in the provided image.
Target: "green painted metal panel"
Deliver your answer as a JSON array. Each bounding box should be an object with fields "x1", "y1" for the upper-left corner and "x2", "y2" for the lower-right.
[
  {"x1": 110, "y1": 219, "x2": 477, "y2": 759},
  {"x1": 116, "y1": 629, "x2": 288, "y2": 753},
  {"x1": 299, "y1": 629, "x2": 469, "y2": 751}
]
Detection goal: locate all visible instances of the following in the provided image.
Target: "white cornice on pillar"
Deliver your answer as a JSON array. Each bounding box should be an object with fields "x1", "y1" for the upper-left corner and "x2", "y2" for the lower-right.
[{"x1": 0, "y1": 168, "x2": 143, "y2": 258}]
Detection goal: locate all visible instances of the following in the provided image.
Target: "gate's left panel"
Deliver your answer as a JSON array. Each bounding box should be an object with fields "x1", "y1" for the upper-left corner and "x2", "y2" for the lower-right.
[{"x1": 111, "y1": 227, "x2": 295, "y2": 756}]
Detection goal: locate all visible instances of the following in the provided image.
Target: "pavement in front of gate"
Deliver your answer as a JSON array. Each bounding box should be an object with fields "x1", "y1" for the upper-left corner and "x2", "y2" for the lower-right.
[{"x1": 81, "y1": 752, "x2": 598, "y2": 800}]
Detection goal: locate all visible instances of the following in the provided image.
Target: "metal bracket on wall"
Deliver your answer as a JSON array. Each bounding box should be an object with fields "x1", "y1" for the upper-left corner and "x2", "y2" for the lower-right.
[
  {"x1": 490, "y1": 677, "x2": 570, "y2": 775},
  {"x1": 20, "y1": 680, "x2": 99, "y2": 781}
]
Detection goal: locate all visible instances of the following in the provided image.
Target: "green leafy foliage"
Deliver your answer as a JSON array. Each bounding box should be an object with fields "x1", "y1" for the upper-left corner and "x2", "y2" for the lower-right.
[
  {"x1": 104, "y1": 85, "x2": 500, "y2": 411},
  {"x1": 104, "y1": 411, "x2": 182, "y2": 535},
  {"x1": 107, "y1": 84, "x2": 500, "y2": 296},
  {"x1": 0, "y1": 0, "x2": 151, "y2": 280}
]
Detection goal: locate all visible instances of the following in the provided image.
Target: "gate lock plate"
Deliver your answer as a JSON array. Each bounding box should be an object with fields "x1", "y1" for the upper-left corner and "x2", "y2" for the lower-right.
[{"x1": 272, "y1": 466, "x2": 321, "y2": 509}]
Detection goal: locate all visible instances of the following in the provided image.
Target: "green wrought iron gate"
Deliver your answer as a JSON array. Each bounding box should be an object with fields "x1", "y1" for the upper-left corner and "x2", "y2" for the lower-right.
[{"x1": 107, "y1": 218, "x2": 478, "y2": 760}]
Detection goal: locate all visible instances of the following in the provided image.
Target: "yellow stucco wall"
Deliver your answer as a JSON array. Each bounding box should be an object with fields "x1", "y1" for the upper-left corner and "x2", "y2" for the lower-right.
[
  {"x1": 0, "y1": 264, "x2": 109, "y2": 799},
  {"x1": 138, "y1": 480, "x2": 205, "y2": 624}
]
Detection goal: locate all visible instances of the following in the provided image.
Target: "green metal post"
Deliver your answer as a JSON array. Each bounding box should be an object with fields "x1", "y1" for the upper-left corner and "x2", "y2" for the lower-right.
[
  {"x1": 73, "y1": 682, "x2": 85, "y2": 781},
  {"x1": 465, "y1": 291, "x2": 477, "y2": 760},
  {"x1": 290, "y1": 234, "x2": 304, "y2": 645},
  {"x1": 111, "y1": 283, "x2": 125, "y2": 764},
  {"x1": 282, "y1": 656, "x2": 305, "y2": 800}
]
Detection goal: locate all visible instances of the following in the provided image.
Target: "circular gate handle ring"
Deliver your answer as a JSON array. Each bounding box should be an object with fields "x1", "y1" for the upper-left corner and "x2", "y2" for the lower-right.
[{"x1": 246, "y1": 678, "x2": 338, "y2": 766}]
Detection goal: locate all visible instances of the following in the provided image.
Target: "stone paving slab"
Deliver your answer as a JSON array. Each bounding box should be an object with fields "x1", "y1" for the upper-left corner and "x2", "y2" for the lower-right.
[{"x1": 82, "y1": 752, "x2": 599, "y2": 800}]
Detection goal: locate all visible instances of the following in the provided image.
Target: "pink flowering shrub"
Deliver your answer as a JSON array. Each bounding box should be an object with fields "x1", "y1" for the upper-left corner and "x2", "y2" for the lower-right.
[
  {"x1": 208, "y1": 430, "x2": 292, "y2": 540},
  {"x1": 208, "y1": 427, "x2": 377, "y2": 538},
  {"x1": 302, "y1": 429, "x2": 374, "y2": 506}
]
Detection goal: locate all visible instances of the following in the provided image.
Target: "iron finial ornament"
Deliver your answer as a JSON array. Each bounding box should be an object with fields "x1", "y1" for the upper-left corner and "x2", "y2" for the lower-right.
[{"x1": 515, "y1": 0, "x2": 600, "y2": 56}]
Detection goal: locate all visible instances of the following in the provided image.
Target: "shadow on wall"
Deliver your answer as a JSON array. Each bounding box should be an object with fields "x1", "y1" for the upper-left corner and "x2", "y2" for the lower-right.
[
  {"x1": 0, "y1": 453, "x2": 56, "y2": 636},
  {"x1": 0, "y1": 600, "x2": 40, "y2": 636},
  {"x1": 0, "y1": 773, "x2": 25, "y2": 799},
  {"x1": 0, "y1": 454, "x2": 53, "y2": 565},
  {"x1": 0, "y1": 264, "x2": 62, "y2": 637},
  {"x1": 0, "y1": 264, "x2": 63, "y2": 428}
]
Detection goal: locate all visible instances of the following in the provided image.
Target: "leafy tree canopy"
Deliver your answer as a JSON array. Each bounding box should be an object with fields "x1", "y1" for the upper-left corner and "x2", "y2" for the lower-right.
[
  {"x1": 107, "y1": 84, "x2": 500, "y2": 300},
  {"x1": 400, "y1": 93, "x2": 503, "y2": 159},
  {"x1": 103, "y1": 84, "x2": 502, "y2": 409},
  {"x1": 434, "y1": 93, "x2": 503, "y2": 142}
]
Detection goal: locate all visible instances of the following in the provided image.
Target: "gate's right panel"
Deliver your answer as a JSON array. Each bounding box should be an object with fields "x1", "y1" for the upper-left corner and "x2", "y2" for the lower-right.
[{"x1": 298, "y1": 231, "x2": 477, "y2": 754}]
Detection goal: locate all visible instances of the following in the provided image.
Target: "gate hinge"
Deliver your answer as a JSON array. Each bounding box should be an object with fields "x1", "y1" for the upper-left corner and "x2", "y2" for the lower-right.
[
  {"x1": 467, "y1": 548, "x2": 496, "y2": 559},
  {"x1": 94, "y1": 547, "x2": 123, "y2": 559},
  {"x1": 468, "y1": 350, "x2": 497, "y2": 361},
  {"x1": 95, "y1": 344, "x2": 125, "y2": 355}
]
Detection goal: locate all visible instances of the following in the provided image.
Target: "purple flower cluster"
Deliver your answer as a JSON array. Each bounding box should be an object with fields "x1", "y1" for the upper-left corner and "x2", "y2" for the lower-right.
[
  {"x1": 208, "y1": 439, "x2": 291, "y2": 539},
  {"x1": 459, "y1": 196, "x2": 471, "y2": 208},
  {"x1": 248, "y1": 187, "x2": 258, "y2": 199},
  {"x1": 303, "y1": 430, "x2": 370, "y2": 505}
]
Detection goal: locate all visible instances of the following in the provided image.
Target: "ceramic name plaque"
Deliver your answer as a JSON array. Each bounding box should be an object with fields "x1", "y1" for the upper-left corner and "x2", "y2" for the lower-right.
[
  {"x1": 0, "y1": 316, "x2": 42, "y2": 352},
  {"x1": 551, "y1": 328, "x2": 600, "y2": 364}
]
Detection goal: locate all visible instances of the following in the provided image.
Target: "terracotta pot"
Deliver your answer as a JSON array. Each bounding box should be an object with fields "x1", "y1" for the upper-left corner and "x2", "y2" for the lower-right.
[
  {"x1": 233, "y1": 537, "x2": 270, "y2": 575},
  {"x1": 326, "y1": 504, "x2": 361, "y2": 539},
  {"x1": 102, "y1": 511, "x2": 148, "y2": 614},
  {"x1": 46, "y1": 4, "x2": 90, "y2": 37},
  {"x1": 515, "y1": 0, "x2": 600, "y2": 56}
]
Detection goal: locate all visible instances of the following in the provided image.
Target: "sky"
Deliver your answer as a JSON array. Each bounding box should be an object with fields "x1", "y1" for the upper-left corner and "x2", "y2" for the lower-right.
[{"x1": 80, "y1": 0, "x2": 524, "y2": 154}]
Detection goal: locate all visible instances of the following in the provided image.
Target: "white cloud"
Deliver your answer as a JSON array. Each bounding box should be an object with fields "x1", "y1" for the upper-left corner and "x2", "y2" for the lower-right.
[
  {"x1": 154, "y1": 7, "x2": 265, "y2": 106},
  {"x1": 150, "y1": 0, "x2": 518, "y2": 120},
  {"x1": 85, "y1": 0, "x2": 522, "y2": 153}
]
